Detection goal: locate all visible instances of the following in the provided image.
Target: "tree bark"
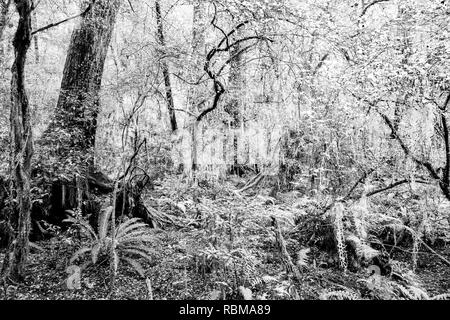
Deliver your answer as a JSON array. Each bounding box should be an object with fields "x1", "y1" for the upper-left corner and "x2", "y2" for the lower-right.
[
  {"x1": 39, "y1": 0, "x2": 121, "y2": 176},
  {"x1": 224, "y1": 33, "x2": 243, "y2": 175},
  {"x1": 155, "y1": 0, "x2": 177, "y2": 132},
  {"x1": 33, "y1": 0, "x2": 120, "y2": 227},
  {"x1": 1, "y1": 0, "x2": 33, "y2": 282},
  {"x1": 187, "y1": 1, "x2": 206, "y2": 176},
  {"x1": 32, "y1": 8, "x2": 38, "y2": 63},
  {"x1": 0, "y1": 0, "x2": 10, "y2": 42},
  {"x1": 0, "y1": 0, "x2": 11, "y2": 59}
]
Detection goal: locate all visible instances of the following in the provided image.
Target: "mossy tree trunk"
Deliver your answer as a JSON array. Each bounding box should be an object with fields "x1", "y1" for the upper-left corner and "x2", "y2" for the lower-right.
[
  {"x1": 35, "y1": 0, "x2": 120, "y2": 224},
  {"x1": 1, "y1": 0, "x2": 33, "y2": 282}
]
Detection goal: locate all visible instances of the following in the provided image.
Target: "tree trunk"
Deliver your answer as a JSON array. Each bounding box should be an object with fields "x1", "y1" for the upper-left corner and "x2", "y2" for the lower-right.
[
  {"x1": 1, "y1": 0, "x2": 33, "y2": 282},
  {"x1": 0, "y1": 0, "x2": 10, "y2": 41},
  {"x1": 0, "y1": 0, "x2": 11, "y2": 59},
  {"x1": 224, "y1": 33, "x2": 243, "y2": 175},
  {"x1": 32, "y1": 8, "x2": 38, "y2": 63},
  {"x1": 39, "y1": 0, "x2": 121, "y2": 176},
  {"x1": 33, "y1": 0, "x2": 120, "y2": 227},
  {"x1": 155, "y1": 0, "x2": 177, "y2": 132},
  {"x1": 187, "y1": 1, "x2": 206, "y2": 177}
]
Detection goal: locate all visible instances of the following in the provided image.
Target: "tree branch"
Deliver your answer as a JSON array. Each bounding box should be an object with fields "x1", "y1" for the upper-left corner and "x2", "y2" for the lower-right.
[
  {"x1": 361, "y1": 0, "x2": 390, "y2": 17},
  {"x1": 31, "y1": 0, "x2": 95, "y2": 35}
]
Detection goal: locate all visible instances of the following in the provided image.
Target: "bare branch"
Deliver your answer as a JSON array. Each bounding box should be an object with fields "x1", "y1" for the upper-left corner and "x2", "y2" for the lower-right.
[
  {"x1": 361, "y1": 0, "x2": 390, "y2": 17},
  {"x1": 31, "y1": 0, "x2": 95, "y2": 35}
]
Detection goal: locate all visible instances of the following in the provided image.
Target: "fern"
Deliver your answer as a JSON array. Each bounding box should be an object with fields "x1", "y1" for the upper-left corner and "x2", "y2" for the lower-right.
[
  {"x1": 431, "y1": 293, "x2": 450, "y2": 300},
  {"x1": 68, "y1": 211, "x2": 154, "y2": 279},
  {"x1": 296, "y1": 248, "x2": 310, "y2": 268},
  {"x1": 320, "y1": 290, "x2": 359, "y2": 300},
  {"x1": 391, "y1": 282, "x2": 429, "y2": 300}
]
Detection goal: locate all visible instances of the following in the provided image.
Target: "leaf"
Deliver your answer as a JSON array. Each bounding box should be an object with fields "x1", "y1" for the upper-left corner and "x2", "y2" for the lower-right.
[
  {"x1": 121, "y1": 247, "x2": 153, "y2": 263},
  {"x1": 145, "y1": 277, "x2": 153, "y2": 300},
  {"x1": 98, "y1": 206, "x2": 113, "y2": 240},
  {"x1": 70, "y1": 247, "x2": 91, "y2": 264},
  {"x1": 115, "y1": 218, "x2": 145, "y2": 236},
  {"x1": 116, "y1": 222, "x2": 149, "y2": 240},
  {"x1": 119, "y1": 229, "x2": 152, "y2": 243},
  {"x1": 122, "y1": 257, "x2": 145, "y2": 278},
  {"x1": 113, "y1": 251, "x2": 119, "y2": 273},
  {"x1": 120, "y1": 234, "x2": 154, "y2": 244},
  {"x1": 262, "y1": 275, "x2": 277, "y2": 283},
  {"x1": 29, "y1": 242, "x2": 45, "y2": 252},
  {"x1": 297, "y1": 248, "x2": 310, "y2": 267},
  {"x1": 91, "y1": 243, "x2": 102, "y2": 264}
]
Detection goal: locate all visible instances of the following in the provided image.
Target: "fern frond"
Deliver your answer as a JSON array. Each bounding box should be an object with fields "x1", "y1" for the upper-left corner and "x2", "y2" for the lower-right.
[
  {"x1": 98, "y1": 206, "x2": 113, "y2": 240},
  {"x1": 407, "y1": 285, "x2": 429, "y2": 300},
  {"x1": 120, "y1": 234, "x2": 154, "y2": 244},
  {"x1": 116, "y1": 228, "x2": 151, "y2": 241},
  {"x1": 121, "y1": 247, "x2": 153, "y2": 263},
  {"x1": 296, "y1": 248, "x2": 310, "y2": 267},
  {"x1": 320, "y1": 290, "x2": 359, "y2": 300},
  {"x1": 122, "y1": 257, "x2": 145, "y2": 278},
  {"x1": 91, "y1": 242, "x2": 102, "y2": 264},
  {"x1": 116, "y1": 221, "x2": 149, "y2": 239},
  {"x1": 29, "y1": 242, "x2": 45, "y2": 252},
  {"x1": 431, "y1": 293, "x2": 450, "y2": 300},
  {"x1": 115, "y1": 218, "x2": 143, "y2": 237},
  {"x1": 70, "y1": 247, "x2": 92, "y2": 264},
  {"x1": 121, "y1": 244, "x2": 157, "y2": 257},
  {"x1": 113, "y1": 251, "x2": 119, "y2": 272}
]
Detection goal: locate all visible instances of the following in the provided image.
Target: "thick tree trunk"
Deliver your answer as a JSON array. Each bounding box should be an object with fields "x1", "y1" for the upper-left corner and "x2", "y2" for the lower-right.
[
  {"x1": 33, "y1": 0, "x2": 120, "y2": 227},
  {"x1": 39, "y1": 0, "x2": 121, "y2": 176},
  {"x1": 1, "y1": 0, "x2": 33, "y2": 282},
  {"x1": 155, "y1": 0, "x2": 177, "y2": 132}
]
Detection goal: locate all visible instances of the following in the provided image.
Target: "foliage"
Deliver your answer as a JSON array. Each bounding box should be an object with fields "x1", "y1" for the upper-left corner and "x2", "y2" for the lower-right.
[{"x1": 65, "y1": 208, "x2": 155, "y2": 278}]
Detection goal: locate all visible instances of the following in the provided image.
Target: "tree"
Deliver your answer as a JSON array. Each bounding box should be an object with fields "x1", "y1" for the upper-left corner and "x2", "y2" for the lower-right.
[
  {"x1": 187, "y1": 0, "x2": 207, "y2": 176},
  {"x1": 39, "y1": 0, "x2": 121, "y2": 176},
  {"x1": 1, "y1": 0, "x2": 33, "y2": 282},
  {"x1": 224, "y1": 30, "x2": 244, "y2": 175},
  {"x1": 155, "y1": 0, "x2": 177, "y2": 132},
  {"x1": 30, "y1": 0, "x2": 122, "y2": 227},
  {"x1": 0, "y1": 0, "x2": 11, "y2": 59}
]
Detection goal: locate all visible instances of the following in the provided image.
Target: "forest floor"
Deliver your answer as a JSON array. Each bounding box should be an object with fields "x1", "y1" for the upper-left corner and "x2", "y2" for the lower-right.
[{"x1": 0, "y1": 177, "x2": 449, "y2": 300}]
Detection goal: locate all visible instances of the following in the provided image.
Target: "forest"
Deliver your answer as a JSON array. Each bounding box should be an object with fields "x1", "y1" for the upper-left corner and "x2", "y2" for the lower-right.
[{"x1": 0, "y1": 0, "x2": 449, "y2": 301}]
